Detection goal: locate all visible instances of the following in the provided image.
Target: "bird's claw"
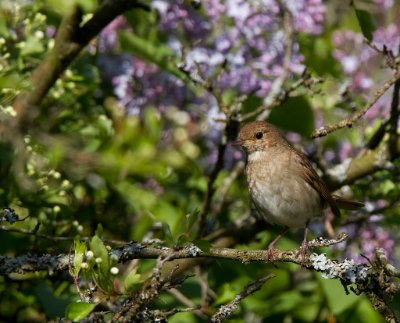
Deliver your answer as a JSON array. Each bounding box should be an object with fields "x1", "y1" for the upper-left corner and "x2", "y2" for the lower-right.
[
  {"x1": 266, "y1": 245, "x2": 275, "y2": 261},
  {"x1": 298, "y1": 239, "x2": 309, "y2": 265}
]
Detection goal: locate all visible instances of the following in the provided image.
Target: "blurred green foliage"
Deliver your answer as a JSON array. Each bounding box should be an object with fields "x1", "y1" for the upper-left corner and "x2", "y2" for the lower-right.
[{"x1": 0, "y1": 0, "x2": 397, "y2": 322}]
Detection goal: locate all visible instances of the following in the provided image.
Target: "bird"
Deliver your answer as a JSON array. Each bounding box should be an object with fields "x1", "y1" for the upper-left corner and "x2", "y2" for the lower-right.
[{"x1": 234, "y1": 121, "x2": 363, "y2": 260}]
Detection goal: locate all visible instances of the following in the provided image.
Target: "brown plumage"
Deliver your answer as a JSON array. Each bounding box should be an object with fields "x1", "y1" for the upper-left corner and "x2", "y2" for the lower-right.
[{"x1": 235, "y1": 121, "x2": 363, "y2": 258}]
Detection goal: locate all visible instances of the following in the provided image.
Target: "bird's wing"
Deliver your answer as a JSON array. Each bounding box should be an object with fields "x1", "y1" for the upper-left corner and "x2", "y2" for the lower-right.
[{"x1": 292, "y1": 149, "x2": 341, "y2": 217}]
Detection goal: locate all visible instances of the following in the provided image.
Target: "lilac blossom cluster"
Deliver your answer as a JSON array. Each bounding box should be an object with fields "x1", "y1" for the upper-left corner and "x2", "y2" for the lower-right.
[
  {"x1": 332, "y1": 2, "x2": 400, "y2": 122},
  {"x1": 342, "y1": 221, "x2": 395, "y2": 263},
  {"x1": 98, "y1": 0, "x2": 326, "y2": 113},
  {"x1": 332, "y1": 26, "x2": 398, "y2": 123}
]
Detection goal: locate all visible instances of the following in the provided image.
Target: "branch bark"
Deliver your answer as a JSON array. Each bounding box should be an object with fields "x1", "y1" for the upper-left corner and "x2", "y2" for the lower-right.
[
  {"x1": 0, "y1": 232, "x2": 348, "y2": 275},
  {"x1": 324, "y1": 138, "x2": 400, "y2": 189},
  {"x1": 311, "y1": 69, "x2": 400, "y2": 138},
  {"x1": 12, "y1": 0, "x2": 149, "y2": 129}
]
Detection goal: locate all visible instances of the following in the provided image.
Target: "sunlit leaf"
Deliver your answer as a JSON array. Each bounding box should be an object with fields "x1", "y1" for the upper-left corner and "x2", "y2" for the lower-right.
[
  {"x1": 193, "y1": 240, "x2": 211, "y2": 253},
  {"x1": 65, "y1": 302, "x2": 97, "y2": 322},
  {"x1": 354, "y1": 9, "x2": 376, "y2": 41},
  {"x1": 317, "y1": 275, "x2": 360, "y2": 314},
  {"x1": 124, "y1": 268, "x2": 143, "y2": 293},
  {"x1": 299, "y1": 34, "x2": 340, "y2": 76},
  {"x1": 73, "y1": 240, "x2": 86, "y2": 277}
]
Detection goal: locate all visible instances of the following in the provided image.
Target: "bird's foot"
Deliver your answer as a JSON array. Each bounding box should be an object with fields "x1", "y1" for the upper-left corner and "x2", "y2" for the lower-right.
[
  {"x1": 265, "y1": 227, "x2": 288, "y2": 262},
  {"x1": 298, "y1": 239, "x2": 309, "y2": 265},
  {"x1": 266, "y1": 244, "x2": 276, "y2": 261}
]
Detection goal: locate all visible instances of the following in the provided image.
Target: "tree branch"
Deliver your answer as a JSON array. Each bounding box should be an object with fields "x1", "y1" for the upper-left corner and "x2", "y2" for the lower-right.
[
  {"x1": 311, "y1": 69, "x2": 400, "y2": 138},
  {"x1": 325, "y1": 138, "x2": 400, "y2": 189},
  {"x1": 12, "y1": 0, "x2": 149, "y2": 128},
  {"x1": 256, "y1": 5, "x2": 294, "y2": 121},
  {"x1": 211, "y1": 274, "x2": 275, "y2": 322},
  {"x1": 0, "y1": 233, "x2": 348, "y2": 275},
  {"x1": 389, "y1": 79, "x2": 400, "y2": 159}
]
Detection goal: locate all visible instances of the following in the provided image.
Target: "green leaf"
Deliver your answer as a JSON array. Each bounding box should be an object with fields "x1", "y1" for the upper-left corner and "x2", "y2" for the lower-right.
[
  {"x1": 241, "y1": 95, "x2": 263, "y2": 114},
  {"x1": 124, "y1": 268, "x2": 143, "y2": 293},
  {"x1": 65, "y1": 302, "x2": 97, "y2": 322},
  {"x1": 299, "y1": 33, "x2": 340, "y2": 76},
  {"x1": 73, "y1": 240, "x2": 86, "y2": 277},
  {"x1": 0, "y1": 13, "x2": 8, "y2": 37},
  {"x1": 95, "y1": 223, "x2": 103, "y2": 238},
  {"x1": 124, "y1": 8, "x2": 158, "y2": 40},
  {"x1": 118, "y1": 31, "x2": 186, "y2": 80},
  {"x1": 20, "y1": 36, "x2": 44, "y2": 56},
  {"x1": 317, "y1": 274, "x2": 360, "y2": 314},
  {"x1": 161, "y1": 222, "x2": 175, "y2": 246},
  {"x1": 353, "y1": 297, "x2": 385, "y2": 323},
  {"x1": 89, "y1": 235, "x2": 113, "y2": 293},
  {"x1": 143, "y1": 107, "x2": 162, "y2": 140},
  {"x1": 89, "y1": 235, "x2": 109, "y2": 272},
  {"x1": 268, "y1": 96, "x2": 314, "y2": 137},
  {"x1": 193, "y1": 240, "x2": 211, "y2": 253},
  {"x1": 0, "y1": 74, "x2": 30, "y2": 90},
  {"x1": 186, "y1": 210, "x2": 199, "y2": 232},
  {"x1": 380, "y1": 179, "x2": 395, "y2": 195},
  {"x1": 354, "y1": 9, "x2": 376, "y2": 41},
  {"x1": 35, "y1": 281, "x2": 70, "y2": 319},
  {"x1": 75, "y1": 0, "x2": 98, "y2": 12},
  {"x1": 214, "y1": 283, "x2": 237, "y2": 306},
  {"x1": 45, "y1": 0, "x2": 97, "y2": 14}
]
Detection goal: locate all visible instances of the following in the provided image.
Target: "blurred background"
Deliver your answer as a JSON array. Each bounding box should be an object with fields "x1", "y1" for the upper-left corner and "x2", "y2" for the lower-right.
[{"x1": 0, "y1": 0, "x2": 399, "y2": 321}]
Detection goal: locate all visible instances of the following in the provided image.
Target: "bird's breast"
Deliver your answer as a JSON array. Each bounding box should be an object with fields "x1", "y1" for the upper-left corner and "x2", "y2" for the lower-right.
[{"x1": 246, "y1": 151, "x2": 322, "y2": 228}]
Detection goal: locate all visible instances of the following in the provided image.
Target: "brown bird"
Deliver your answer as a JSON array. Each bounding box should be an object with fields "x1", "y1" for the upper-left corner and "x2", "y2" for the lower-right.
[{"x1": 234, "y1": 121, "x2": 363, "y2": 259}]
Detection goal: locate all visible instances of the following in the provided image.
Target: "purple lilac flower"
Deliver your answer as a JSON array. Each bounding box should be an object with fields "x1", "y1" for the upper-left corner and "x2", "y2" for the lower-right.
[
  {"x1": 97, "y1": 0, "x2": 326, "y2": 113},
  {"x1": 331, "y1": 24, "x2": 400, "y2": 123},
  {"x1": 359, "y1": 225, "x2": 395, "y2": 259},
  {"x1": 342, "y1": 223, "x2": 395, "y2": 263},
  {"x1": 285, "y1": 0, "x2": 325, "y2": 34},
  {"x1": 373, "y1": 24, "x2": 400, "y2": 56},
  {"x1": 372, "y1": 0, "x2": 394, "y2": 9}
]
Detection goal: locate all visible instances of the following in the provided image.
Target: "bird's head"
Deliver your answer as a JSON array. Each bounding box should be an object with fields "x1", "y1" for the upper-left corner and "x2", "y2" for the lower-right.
[{"x1": 234, "y1": 121, "x2": 282, "y2": 154}]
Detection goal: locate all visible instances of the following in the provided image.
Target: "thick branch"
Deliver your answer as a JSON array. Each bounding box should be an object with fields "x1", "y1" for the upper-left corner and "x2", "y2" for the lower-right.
[
  {"x1": 325, "y1": 138, "x2": 400, "y2": 189},
  {"x1": 12, "y1": 0, "x2": 148, "y2": 127},
  {"x1": 0, "y1": 233, "x2": 347, "y2": 275}
]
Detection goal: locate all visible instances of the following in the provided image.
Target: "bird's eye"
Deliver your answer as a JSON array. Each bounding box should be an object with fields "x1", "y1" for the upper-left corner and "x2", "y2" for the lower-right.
[{"x1": 255, "y1": 131, "x2": 263, "y2": 140}]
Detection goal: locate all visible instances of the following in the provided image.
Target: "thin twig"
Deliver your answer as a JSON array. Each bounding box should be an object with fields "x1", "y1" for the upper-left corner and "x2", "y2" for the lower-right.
[
  {"x1": 168, "y1": 288, "x2": 207, "y2": 319},
  {"x1": 311, "y1": 69, "x2": 400, "y2": 138},
  {"x1": 240, "y1": 71, "x2": 312, "y2": 122},
  {"x1": 211, "y1": 274, "x2": 275, "y2": 322},
  {"x1": 112, "y1": 251, "x2": 178, "y2": 322},
  {"x1": 239, "y1": 6, "x2": 295, "y2": 122},
  {"x1": 196, "y1": 141, "x2": 227, "y2": 238},
  {"x1": 257, "y1": 5, "x2": 294, "y2": 120},
  {"x1": 68, "y1": 244, "x2": 85, "y2": 302},
  {"x1": 389, "y1": 79, "x2": 400, "y2": 159},
  {"x1": 211, "y1": 161, "x2": 245, "y2": 218}
]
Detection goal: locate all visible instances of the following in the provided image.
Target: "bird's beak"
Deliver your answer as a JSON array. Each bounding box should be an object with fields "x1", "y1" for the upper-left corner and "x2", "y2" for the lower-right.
[{"x1": 232, "y1": 138, "x2": 243, "y2": 147}]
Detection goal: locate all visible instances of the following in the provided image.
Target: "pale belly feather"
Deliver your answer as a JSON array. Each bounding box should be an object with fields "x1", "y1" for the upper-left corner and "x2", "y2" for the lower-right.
[{"x1": 246, "y1": 151, "x2": 322, "y2": 228}]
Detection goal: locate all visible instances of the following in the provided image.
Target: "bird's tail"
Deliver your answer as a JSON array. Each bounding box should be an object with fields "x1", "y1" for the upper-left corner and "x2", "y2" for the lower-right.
[{"x1": 332, "y1": 194, "x2": 364, "y2": 210}]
